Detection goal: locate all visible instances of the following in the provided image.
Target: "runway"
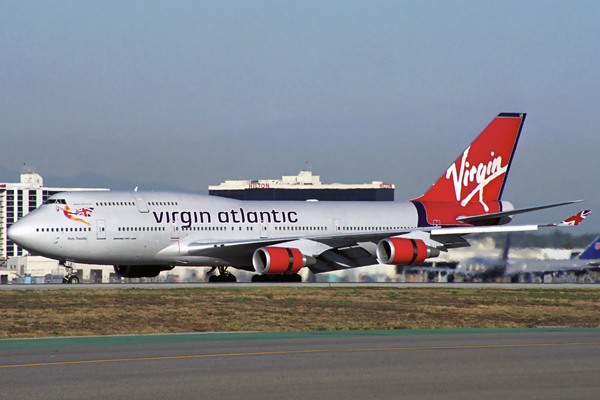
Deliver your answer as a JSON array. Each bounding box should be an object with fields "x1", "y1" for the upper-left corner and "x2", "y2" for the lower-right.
[
  {"x1": 2, "y1": 282, "x2": 600, "y2": 290},
  {"x1": 2, "y1": 329, "x2": 600, "y2": 399}
]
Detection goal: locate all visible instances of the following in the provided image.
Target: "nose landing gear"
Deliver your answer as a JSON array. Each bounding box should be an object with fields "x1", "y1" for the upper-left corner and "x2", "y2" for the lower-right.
[{"x1": 59, "y1": 261, "x2": 80, "y2": 284}]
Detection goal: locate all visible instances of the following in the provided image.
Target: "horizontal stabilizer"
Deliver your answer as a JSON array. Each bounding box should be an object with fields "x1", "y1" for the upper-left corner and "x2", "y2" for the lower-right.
[
  {"x1": 456, "y1": 200, "x2": 584, "y2": 224},
  {"x1": 431, "y1": 209, "x2": 590, "y2": 237}
]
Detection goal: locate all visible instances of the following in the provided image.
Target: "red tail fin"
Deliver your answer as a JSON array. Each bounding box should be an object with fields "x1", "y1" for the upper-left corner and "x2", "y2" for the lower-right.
[{"x1": 413, "y1": 113, "x2": 526, "y2": 209}]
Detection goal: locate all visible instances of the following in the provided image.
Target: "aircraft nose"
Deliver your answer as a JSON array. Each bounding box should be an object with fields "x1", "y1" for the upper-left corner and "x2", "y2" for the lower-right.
[{"x1": 7, "y1": 219, "x2": 32, "y2": 248}]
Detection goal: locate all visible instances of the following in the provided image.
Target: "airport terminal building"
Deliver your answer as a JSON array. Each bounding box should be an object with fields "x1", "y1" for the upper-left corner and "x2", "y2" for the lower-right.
[{"x1": 209, "y1": 170, "x2": 395, "y2": 201}]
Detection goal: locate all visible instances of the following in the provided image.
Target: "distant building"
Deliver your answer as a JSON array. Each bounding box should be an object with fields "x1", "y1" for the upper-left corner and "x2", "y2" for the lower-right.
[
  {"x1": 0, "y1": 170, "x2": 108, "y2": 261},
  {"x1": 209, "y1": 170, "x2": 394, "y2": 201}
]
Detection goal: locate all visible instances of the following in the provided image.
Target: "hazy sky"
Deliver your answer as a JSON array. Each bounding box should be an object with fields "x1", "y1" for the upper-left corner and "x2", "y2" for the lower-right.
[{"x1": 2, "y1": 1, "x2": 599, "y2": 231}]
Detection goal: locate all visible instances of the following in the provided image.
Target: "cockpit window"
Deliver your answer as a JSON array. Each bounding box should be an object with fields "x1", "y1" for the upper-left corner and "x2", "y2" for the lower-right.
[{"x1": 44, "y1": 199, "x2": 67, "y2": 205}]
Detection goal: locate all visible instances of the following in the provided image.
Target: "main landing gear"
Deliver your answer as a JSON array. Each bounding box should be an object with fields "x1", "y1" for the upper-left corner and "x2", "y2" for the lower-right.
[
  {"x1": 251, "y1": 274, "x2": 302, "y2": 283},
  {"x1": 205, "y1": 267, "x2": 302, "y2": 283},
  {"x1": 207, "y1": 266, "x2": 237, "y2": 283}
]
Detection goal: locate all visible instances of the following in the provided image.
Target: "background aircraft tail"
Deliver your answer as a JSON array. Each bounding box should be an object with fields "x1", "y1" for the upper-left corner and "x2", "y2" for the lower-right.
[
  {"x1": 501, "y1": 235, "x2": 511, "y2": 264},
  {"x1": 576, "y1": 235, "x2": 600, "y2": 260},
  {"x1": 413, "y1": 113, "x2": 526, "y2": 205}
]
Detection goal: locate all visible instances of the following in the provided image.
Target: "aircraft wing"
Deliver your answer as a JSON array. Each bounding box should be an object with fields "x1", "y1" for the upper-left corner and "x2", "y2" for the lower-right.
[
  {"x1": 178, "y1": 210, "x2": 590, "y2": 273},
  {"x1": 183, "y1": 227, "x2": 511, "y2": 267},
  {"x1": 183, "y1": 231, "x2": 403, "y2": 271}
]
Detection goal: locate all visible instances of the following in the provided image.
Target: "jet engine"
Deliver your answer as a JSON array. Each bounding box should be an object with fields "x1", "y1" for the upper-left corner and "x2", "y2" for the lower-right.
[
  {"x1": 113, "y1": 265, "x2": 174, "y2": 278},
  {"x1": 376, "y1": 238, "x2": 440, "y2": 265},
  {"x1": 252, "y1": 247, "x2": 315, "y2": 274}
]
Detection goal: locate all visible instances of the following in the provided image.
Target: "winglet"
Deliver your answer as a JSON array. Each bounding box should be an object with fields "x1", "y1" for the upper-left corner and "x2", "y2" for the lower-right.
[{"x1": 551, "y1": 210, "x2": 592, "y2": 227}]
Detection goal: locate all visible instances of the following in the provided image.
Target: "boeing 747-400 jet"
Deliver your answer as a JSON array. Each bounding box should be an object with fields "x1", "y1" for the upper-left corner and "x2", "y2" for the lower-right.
[{"x1": 7, "y1": 113, "x2": 589, "y2": 282}]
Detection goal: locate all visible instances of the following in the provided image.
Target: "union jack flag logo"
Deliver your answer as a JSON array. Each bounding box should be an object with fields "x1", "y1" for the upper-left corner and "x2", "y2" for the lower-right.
[
  {"x1": 56, "y1": 205, "x2": 94, "y2": 225},
  {"x1": 76, "y1": 207, "x2": 94, "y2": 217},
  {"x1": 560, "y1": 210, "x2": 591, "y2": 226}
]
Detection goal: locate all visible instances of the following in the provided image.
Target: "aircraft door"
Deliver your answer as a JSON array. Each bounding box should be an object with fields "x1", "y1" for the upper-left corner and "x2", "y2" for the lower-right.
[
  {"x1": 260, "y1": 222, "x2": 268, "y2": 238},
  {"x1": 171, "y1": 219, "x2": 180, "y2": 240},
  {"x1": 333, "y1": 219, "x2": 341, "y2": 232},
  {"x1": 96, "y1": 220, "x2": 106, "y2": 240},
  {"x1": 134, "y1": 193, "x2": 149, "y2": 213}
]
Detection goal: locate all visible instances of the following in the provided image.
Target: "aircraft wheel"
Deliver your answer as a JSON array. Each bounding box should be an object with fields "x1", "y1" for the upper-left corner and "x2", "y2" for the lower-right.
[
  {"x1": 209, "y1": 273, "x2": 236, "y2": 283},
  {"x1": 447, "y1": 274, "x2": 454, "y2": 283},
  {"x1": 68, "y1": 276, "x2": 79, "y2": 284},
  {"x1": 252, "y1": 274, "x2": 270, "y2": 283}
]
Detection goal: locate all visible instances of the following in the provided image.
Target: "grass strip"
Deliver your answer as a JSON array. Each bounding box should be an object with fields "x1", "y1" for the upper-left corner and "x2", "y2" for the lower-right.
[{"x1": 1, "y1": 287, "x2": 600, "y2": 338}]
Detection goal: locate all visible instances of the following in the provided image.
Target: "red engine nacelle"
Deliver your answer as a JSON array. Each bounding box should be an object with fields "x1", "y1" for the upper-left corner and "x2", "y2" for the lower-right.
[
  {"x1": 252, "y1": 247, "x2": 308, "y2": 274},
  {"x1": 376, "y1": 238, "x2": 439, "y2": 265}
]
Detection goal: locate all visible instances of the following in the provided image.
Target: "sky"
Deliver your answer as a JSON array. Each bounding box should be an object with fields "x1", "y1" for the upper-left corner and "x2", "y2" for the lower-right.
[{"x1": 1, "y1": 1, "x2": 599, "y2": 232}]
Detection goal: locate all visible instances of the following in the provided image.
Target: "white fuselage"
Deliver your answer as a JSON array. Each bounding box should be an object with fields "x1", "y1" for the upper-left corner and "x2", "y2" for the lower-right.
[{"x1": 9, "y1": 191, "x2": 421, "y2": 268}]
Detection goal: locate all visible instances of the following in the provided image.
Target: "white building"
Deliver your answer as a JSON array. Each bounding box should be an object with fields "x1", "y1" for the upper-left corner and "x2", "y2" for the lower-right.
[{"x1": 209, "y1": 170, "x2": 395, "y2": 201}]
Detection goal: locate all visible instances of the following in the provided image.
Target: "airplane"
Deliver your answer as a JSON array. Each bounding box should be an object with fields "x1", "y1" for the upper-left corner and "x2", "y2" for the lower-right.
[
  {"x1": 503, "y1": 234, "x2": 600, "y2": 282},
  {"x1": 7, "y1": 112, "x2": 590, "y2": 283},
  {"x1": 447, "y1": 231, "x2": 599, "y2": 283}
]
